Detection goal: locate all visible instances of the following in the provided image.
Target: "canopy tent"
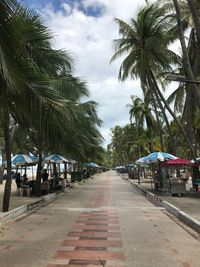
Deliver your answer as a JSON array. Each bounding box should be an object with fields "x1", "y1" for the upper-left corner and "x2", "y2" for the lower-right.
[{"x1": 162, "y1": 158, "x2": 190, "y2": 166}]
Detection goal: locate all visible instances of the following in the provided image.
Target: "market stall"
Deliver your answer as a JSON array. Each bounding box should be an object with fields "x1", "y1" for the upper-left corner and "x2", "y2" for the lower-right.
[
  {"x1": 161, "y1": 158, "x2": 190, "y2": 196},
  {"x1": 143, "y1": 152, "x2": 178, "y2": 191}
]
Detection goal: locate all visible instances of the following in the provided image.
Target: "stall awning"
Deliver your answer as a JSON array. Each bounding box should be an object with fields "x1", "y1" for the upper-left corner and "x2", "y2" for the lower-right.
[{"x1": 162, "y1": 158, "x2": 190, "y2": 166}]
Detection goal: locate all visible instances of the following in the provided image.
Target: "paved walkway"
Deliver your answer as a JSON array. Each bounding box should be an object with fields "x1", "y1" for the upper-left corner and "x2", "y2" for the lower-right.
[
  {"x1": 0, "y1": 171, "x2": 200, "y2": 267},
  {"x1": 126, "y1": 175, "x2": 200, "y2": 222}
]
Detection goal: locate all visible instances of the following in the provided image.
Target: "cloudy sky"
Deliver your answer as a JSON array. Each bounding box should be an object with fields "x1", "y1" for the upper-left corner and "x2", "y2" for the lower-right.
[{"x1": 22, "y1": 0, "x2": 151, "y2": 146}]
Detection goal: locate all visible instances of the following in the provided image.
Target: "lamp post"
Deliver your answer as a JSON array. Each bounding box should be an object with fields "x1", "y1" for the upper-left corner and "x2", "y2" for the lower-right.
[{"x1": 166, "y1": 74, "x2": 200, "y2": 84}]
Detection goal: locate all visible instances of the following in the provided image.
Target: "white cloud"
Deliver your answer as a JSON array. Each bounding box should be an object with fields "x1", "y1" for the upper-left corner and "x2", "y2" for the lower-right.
[
  {"x1": 40, "y1": 0, "x2": 177, "y2": 147},
  {"x1": 61, "y1": 3, "x2": 72, "y2": 15}
]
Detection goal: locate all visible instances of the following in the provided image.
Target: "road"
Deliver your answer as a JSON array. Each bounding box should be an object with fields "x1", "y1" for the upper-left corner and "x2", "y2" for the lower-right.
[{"x1": 0, "y1": 171, "x2": 199, "y2": 267}]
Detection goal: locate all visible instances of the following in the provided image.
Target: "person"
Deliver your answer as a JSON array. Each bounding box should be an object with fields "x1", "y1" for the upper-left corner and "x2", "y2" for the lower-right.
[
  {"x1": 13, "y1": 171, "x2": 18, "y2": 179},
  {"x1": 42, "y1": 169, "x2": 49, "y2": 182},
  {"x1": 83, "y1": 169, "x2": 86, "y2": 179},
  {"x1": 22, "y1": 173, "x2": 28, "y2": 185},
  {"x1": 15, "y1": 172, "x2": 22, "y2": 189},
  {"x1": 53, "y1": 170, "x2": 58, "y2": 179}
]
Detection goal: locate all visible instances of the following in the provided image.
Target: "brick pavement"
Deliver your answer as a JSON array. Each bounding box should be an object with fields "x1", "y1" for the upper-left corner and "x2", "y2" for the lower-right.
[{"x1": 48, "y1": 177, "x2": 125, "y2": 267}]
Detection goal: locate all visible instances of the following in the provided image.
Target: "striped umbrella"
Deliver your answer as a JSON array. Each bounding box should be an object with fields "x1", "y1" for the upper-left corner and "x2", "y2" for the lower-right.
[
  {"x1": 44, "y1": 154, "x2": 69, "y2": 164},
  {"x1": 83, "y1": 162, "x2": 99, "y2": 168},
  {"x1": 12, "y1": 154, "x2": 36, "y2": 166},
  {"x1": 135, "y1": 156, "x2": 148, "y2": 164},
  {"x1": 144, "y1": 152, "x2": 177, "y2": 163}
]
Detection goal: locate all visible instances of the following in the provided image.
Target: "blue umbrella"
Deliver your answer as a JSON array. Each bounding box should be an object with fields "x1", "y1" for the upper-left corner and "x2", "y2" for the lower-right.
[
  {"x1": 135, "y1": 156, "x2": 148, "y2": 164},
  {"x1": 144, "y1": 152, "x2": 177, "y2": 163},
  {"x1": 44, "y1": 154, "x2": 69, "y2": 164},
  {"x1": 83, "y1": 162, "x2": 99, "y2": 168},
  {"x1": 12, "y1": 154, "x2": 36, "y2": 166}
]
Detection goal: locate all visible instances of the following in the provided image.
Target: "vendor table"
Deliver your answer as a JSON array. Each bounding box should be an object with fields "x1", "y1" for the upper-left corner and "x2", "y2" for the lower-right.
[{"x1": 170, "y1": 182, "x2": 187, "y2": 196}]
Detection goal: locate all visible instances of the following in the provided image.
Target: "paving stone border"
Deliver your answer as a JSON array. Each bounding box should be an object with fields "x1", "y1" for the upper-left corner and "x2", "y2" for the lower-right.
[{"x1": 129, "y1": 179, "x2": 200, "y2": 234}]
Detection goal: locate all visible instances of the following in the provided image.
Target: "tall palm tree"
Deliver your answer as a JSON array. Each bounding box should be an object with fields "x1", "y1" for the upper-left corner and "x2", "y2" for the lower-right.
[
  {"x1": 127, "y1": 93, "x2": 156, "y2": 152},
  {"x1": 160, "y1": 0, "x2": 200, "y2": 157},
  {"x1": 171, "y1": 0, "x2": 200, "y2": 110},
  {"x1": 111, "y1": 3, "x2": 195, "y2": 157},
  {"x1": 0, "y1": 4, "x2": 73, "y2": 210}
]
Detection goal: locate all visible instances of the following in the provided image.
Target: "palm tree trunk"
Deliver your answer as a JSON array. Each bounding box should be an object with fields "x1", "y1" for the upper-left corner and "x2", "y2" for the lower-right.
[
  {"x1": 173, "y1": 0, "x2": 200, "y2": 108},
  {"x1": 36, "y1": 151, "x2": 42, "y2": 196},
  {"x1": 148, "y1": 130, "x2": 154, "y2": 153},
  {"x1": 0, "y1": 166, "x2": 4, "y2": 184},
  {"x1": 187, "y1": 0, "x2": 200, "y2": 46},
  {"x1": 151, "y1": 94, "x2": 164, "y2": 151},
  {"x1": 146, "y1": 119, "x2": 154, "y2": 152},
  {"x1": 185, "y1": 91, "x2": 195, "y2": 158},
  {"x1": 149, "y1": 70, "x2": 196, "y2": 158},
  {"x1": 0, "y1": 148, "x2": 5, "y2": 184},
  {"x1": 147, "y1": 75, "x2": 175, "y2": 153},
  {"x1": 2, "y1": 110, "x2": 12, "y2": 212}
]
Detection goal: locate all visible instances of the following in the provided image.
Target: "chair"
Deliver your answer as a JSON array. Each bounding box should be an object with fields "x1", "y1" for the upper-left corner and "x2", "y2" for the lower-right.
[
  {"x1": 20, "y1": 185, "x2": 31, "y2": 197},
  {"x1": 41, "y1": 182, "x2": 50, "y2": 194}
]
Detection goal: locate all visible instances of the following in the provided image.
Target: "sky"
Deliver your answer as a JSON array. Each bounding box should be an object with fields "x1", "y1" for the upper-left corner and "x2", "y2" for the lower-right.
[{"x1": 21, "y1": 0, "x2": 152, "y2": 146}]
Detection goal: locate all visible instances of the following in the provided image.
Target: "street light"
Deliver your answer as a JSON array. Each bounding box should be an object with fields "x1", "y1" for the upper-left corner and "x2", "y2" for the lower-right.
[{"x1": 166, "y1": 74, "x2": 200, "y2": 84}]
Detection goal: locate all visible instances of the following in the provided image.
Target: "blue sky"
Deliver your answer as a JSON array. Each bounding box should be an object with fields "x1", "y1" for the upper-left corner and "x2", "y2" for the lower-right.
[
  {"x1": 21, "y1": 0, "x2": 159, "y2": 146},
  {"x1": 23, "y1": 0, "x2": 65, "y2": 10},
  {"x1": 22, "y1": 0, "x2": 104, "y2": 17}
]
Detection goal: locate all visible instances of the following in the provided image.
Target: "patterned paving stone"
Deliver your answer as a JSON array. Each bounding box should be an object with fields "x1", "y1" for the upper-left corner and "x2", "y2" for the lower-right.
[
  {"x1": 67, "y1": 232, "x2": 121, "y2": 238},
  {"x1": 62, "y1": 240, "x2": 123, "y2": 248},
  {"x1": 53, "y1": 250, "x2": 124, "y2": 260},
  {"x1": 48, "y1": 178, "x2": 125, "y2": 267},
  {"x1": 73, "y1": 224, "x2": 120, "y2": 230}
]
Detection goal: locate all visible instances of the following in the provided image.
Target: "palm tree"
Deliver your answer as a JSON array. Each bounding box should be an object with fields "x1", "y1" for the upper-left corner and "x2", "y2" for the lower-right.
[
  {"x1": 171, "y1": 0, "x2": 200, "y2": 110},
  {"x1": 161, "y1": 0, "x2": 200, "y2": 157},
  {"x1": 111, "y1": 3, "x2": 196, "y2": 157},
  {"x1": 0, "y1": 1, "x2": 104, "y2": 209},
  {"x1": 0, "y1": 4, "x2": 74, "y2": 210},
  {"x1": 127, "y1": 93, "x2": 156, "y2": 152}
]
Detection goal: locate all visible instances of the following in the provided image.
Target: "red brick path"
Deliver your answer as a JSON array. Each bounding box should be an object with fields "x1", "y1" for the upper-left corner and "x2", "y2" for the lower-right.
[{"x1": 48, "y1": 178, "x2": 125, "y2": 267}]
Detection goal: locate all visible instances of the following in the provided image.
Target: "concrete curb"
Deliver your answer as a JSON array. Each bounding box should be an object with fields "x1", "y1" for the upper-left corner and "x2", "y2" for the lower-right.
[
  {"x1": 0, "y1": 205, "x2": 28, "y2": 225},
  {"x1": 130, "y1": 180, "x2": 200, "y2": 234},
  {"x1": 0, "y1": 191, "x2": 60, "y2": 226},
  {"x1": 178, "y1": 211, "x2": 200, "y2": 234},
  {"x1": 162, "y1": 201, "x2": 181, "y2": 217}
]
